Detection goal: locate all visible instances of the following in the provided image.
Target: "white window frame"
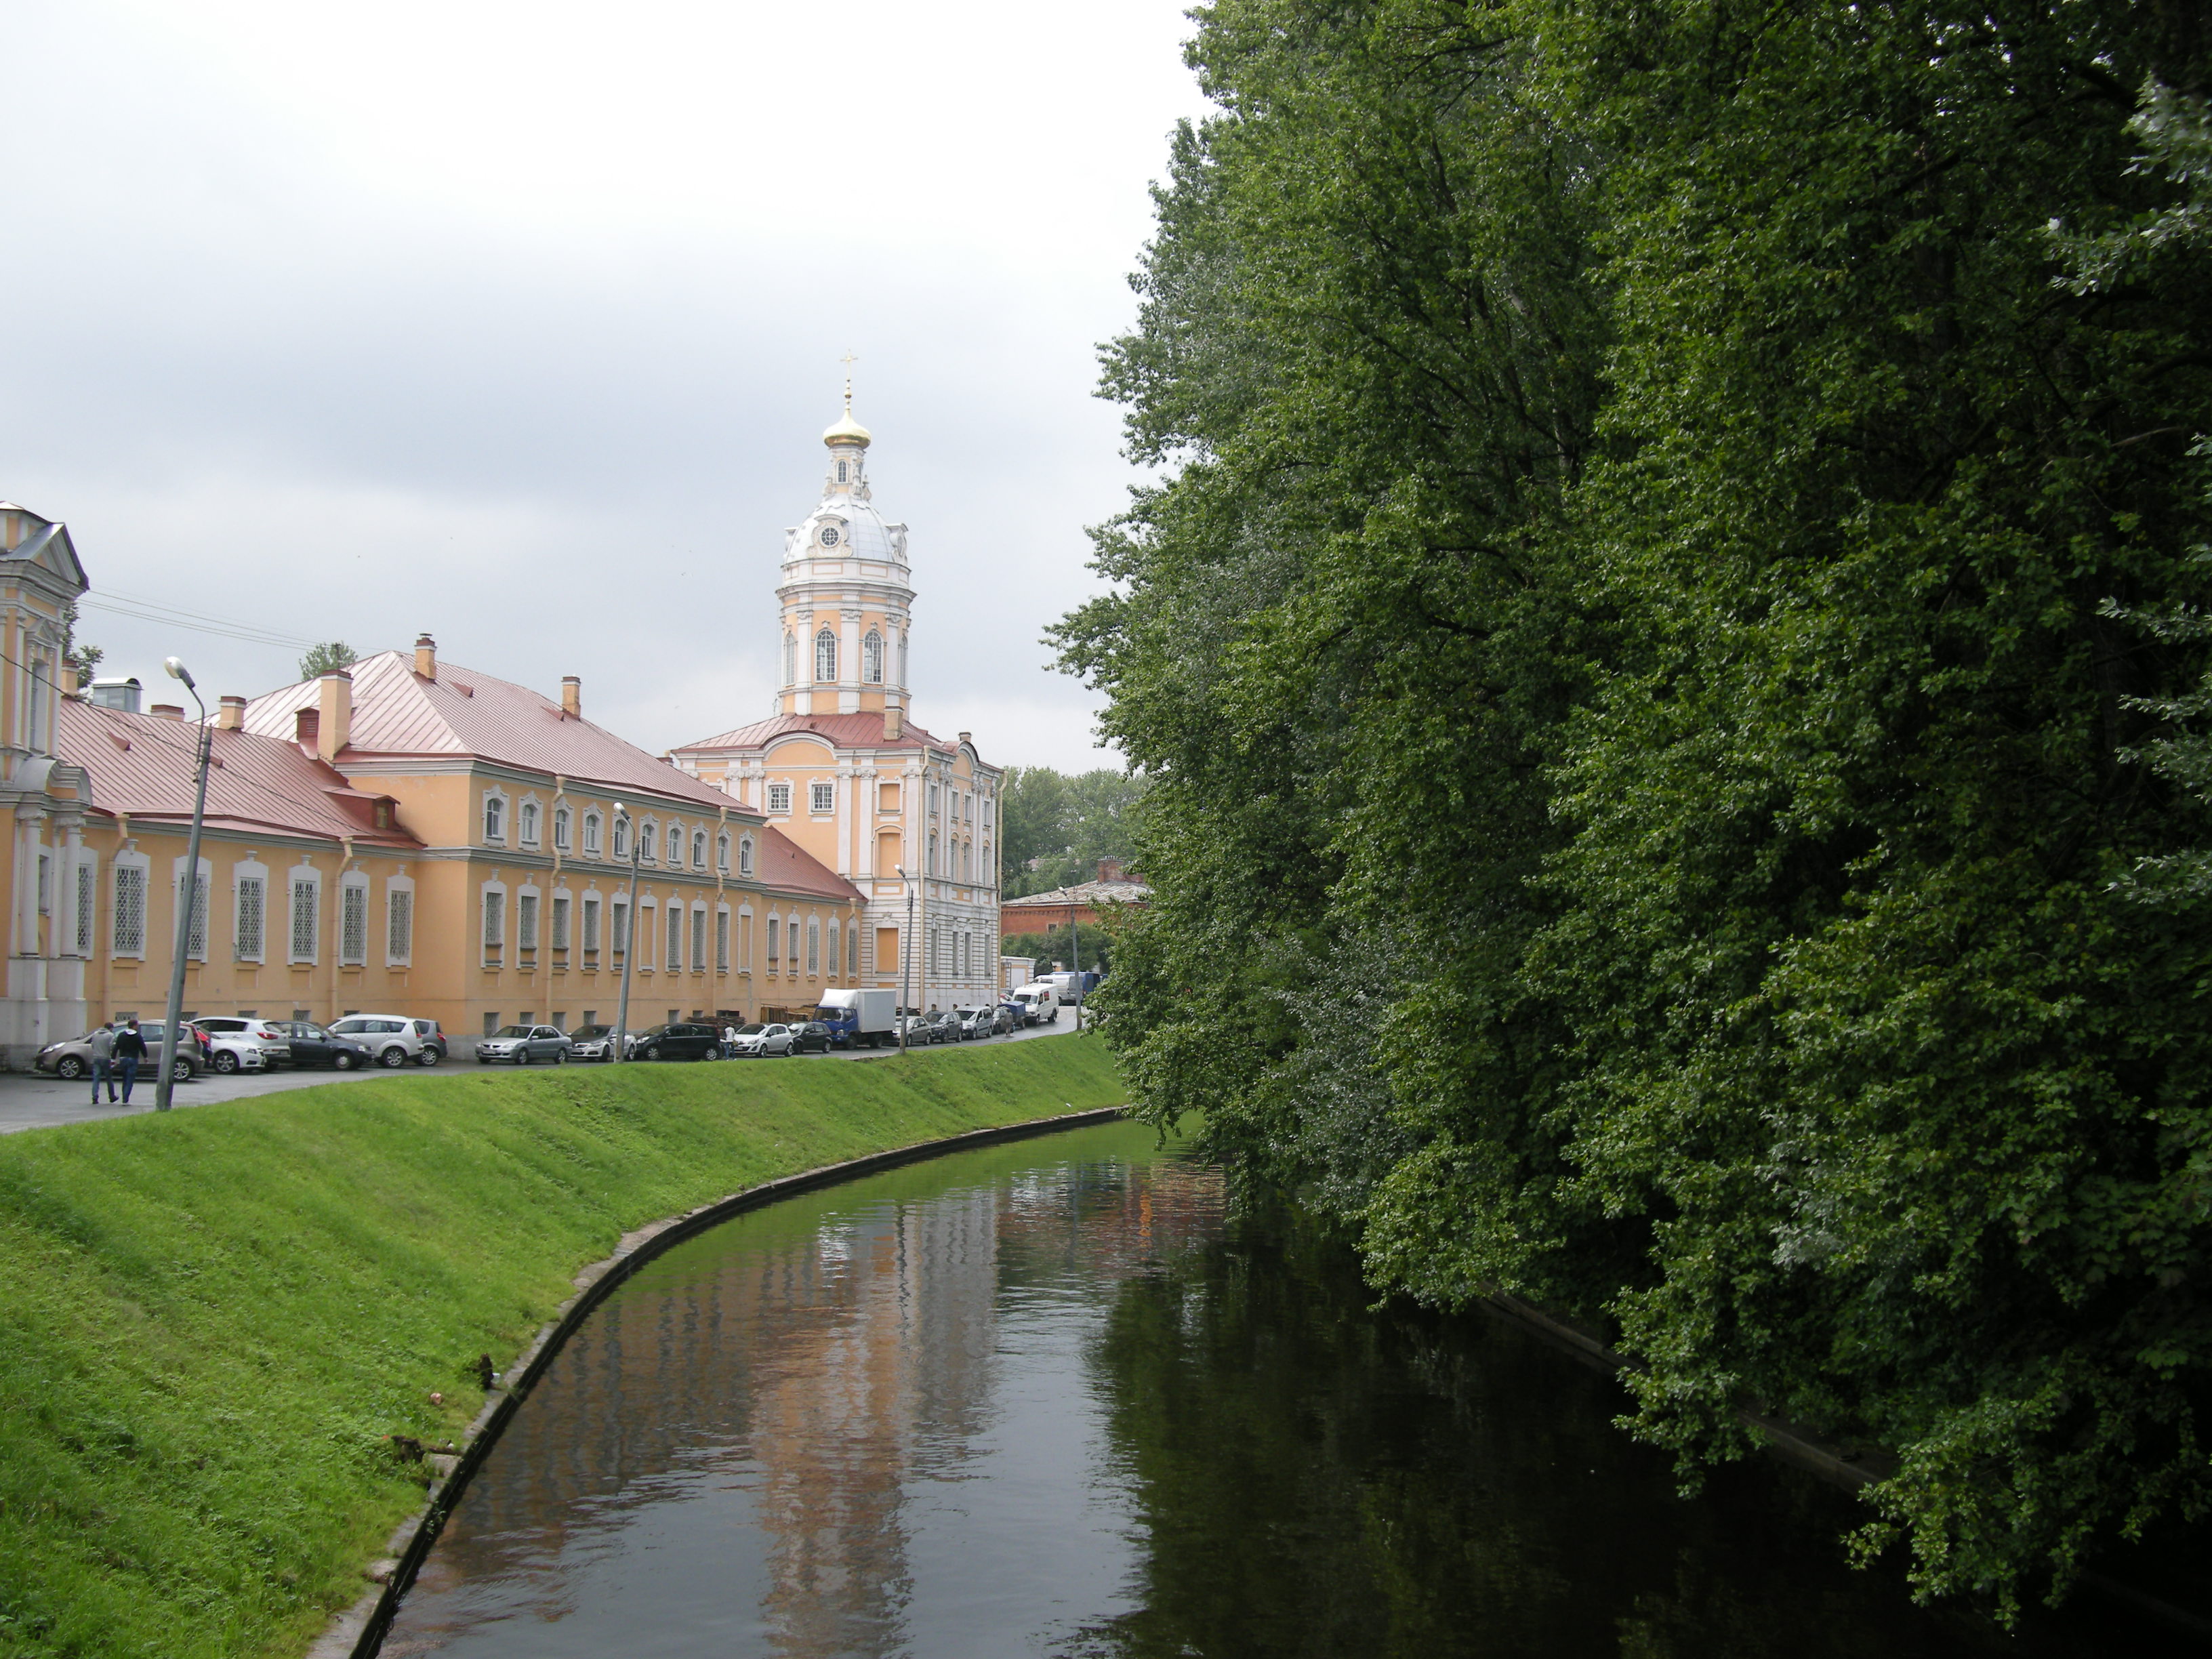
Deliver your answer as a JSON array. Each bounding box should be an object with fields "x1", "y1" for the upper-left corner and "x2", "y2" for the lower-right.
[
  {"x1": 480, "y1": 879, "x2": 507, "y2": 962},
  {"x1": 583, "y1": 810, "x2": 602, "y2": 856},
  {"x1": 692, "y1": 828, "x2": 708, "y2": 869},
  {"x1": 73, "y1": 848, "x2": 98, "y2": 958},
  {"x1": 863, "y1": 628, "x2": 883, "y2": 683},
  {"x1": 553, "y1": 804, "x2": 571, "y2": 851},
  {"x1": 716, "y1": 905, "x2": 731, "y2": 972},
  {"x1": 518, "y1": 796, "x2": 541, "y2": 848},
  {"x1": 612, "y1": 815, "x2": 630, "y2": 859},
  {"x1": 666, "y1": 823, "x2": 682, "y2": 865},
  {"x1": 640, "y1": 819, "x2": 658, "y2": 863},
  {"x1": 288, "y1": 865, "x2": 322, "y2": 964},
  {"x1": 691, "y1": 904, "x2": 706, "y2": 972},
  {"x1": 232, "y1": 859, "x2": 268, "y2": 964},
  {"x1": 386, "y1": 874, "x2": 415, "y2": 966},
  {"x1": 483, "y1": 789, "x2": 508, "y2": 845},
  {"x1": 814, "y1": 626, "x2": 836, "y2": 682},
  {"x1": 738, "y1": 835, "x2": 755, "y2": 876},
  {"x1": 339, "y1": 872, "x2": 369, "y2": 966},
  {"x1": 766, "y1": 783, "x2": 791, "y2": 815},
  {"x1": 806, "y1": 914, "x2": 820, "y2": 975},
  {"x1": 550, "y1": 888, "x2": 572, "y2": 950},
  {"x1": 517, "y1": 884, "x2": 540, "y2": 951},
  {"x1": 810, "y1": 780, "x2": 834, "y2": 815},
  {"x1": 582, "y1": 892, "x2": 602, "y2": 954},
  {"x1": 665, "y1": 899, "x2": 682, "y2": 971}
]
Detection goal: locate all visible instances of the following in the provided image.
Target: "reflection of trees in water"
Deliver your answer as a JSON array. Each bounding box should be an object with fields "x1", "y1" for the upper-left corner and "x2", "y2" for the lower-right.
[{"x1": 1059, "y1": 1202, "x2": 1987, "y2": 1659}]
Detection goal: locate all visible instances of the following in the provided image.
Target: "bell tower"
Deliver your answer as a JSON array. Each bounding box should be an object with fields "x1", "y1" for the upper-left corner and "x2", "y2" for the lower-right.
[{"x1": 775, "y1": 387, "x2": 914, "y2": 720}]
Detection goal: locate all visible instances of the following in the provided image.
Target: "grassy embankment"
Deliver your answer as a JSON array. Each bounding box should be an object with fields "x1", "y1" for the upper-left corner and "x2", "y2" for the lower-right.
[{"x1": 0, "y1": 1036, "x2": 1123, "y2": 1658}]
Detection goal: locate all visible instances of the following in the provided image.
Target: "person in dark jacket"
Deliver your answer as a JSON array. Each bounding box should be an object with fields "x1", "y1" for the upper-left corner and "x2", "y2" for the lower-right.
[{"x1": 112, "y1": 1018, "x2": 146, "y2": 1104}]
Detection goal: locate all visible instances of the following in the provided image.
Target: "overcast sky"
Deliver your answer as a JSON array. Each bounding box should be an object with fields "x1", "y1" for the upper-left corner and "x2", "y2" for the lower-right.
[{"x1": 0, "y1": 1, "x2": 1206, "y2": 771}]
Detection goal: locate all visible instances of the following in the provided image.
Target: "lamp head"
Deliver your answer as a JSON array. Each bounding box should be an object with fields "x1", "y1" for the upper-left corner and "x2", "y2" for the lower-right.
[
  {"x1": 613, "y1": 800, "x2": 628, "y2": 817},
  {"x1": 163, "y1": 657, "x2": 194, "y2": 689}
]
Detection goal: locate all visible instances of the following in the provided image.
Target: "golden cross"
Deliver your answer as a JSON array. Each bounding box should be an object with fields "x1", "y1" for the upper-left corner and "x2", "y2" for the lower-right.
[{"x1": 840, "y1": 350, "x2": 859, "y2": 411}]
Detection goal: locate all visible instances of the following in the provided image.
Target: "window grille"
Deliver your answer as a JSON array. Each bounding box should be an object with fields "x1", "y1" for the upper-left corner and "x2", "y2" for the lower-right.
[
  {"x1": 691, "y1": 907, "x2": 705, "y2": 968},
  {"x1": 811, "y1": 781, "x2": 834, "y2": 813},
  {"x1": 340, "y1": 882, "x2": 367, "y2": 964},
  {"x1": 815, "y1": 628, "x2": 836, "y2": 682},
  {"x1": 612, "y1": 899, "x2": 629, "y2": 952},
  {"x1": 716, "y1": 909, "x2": 729, "y2": 971},
  {"x1": 236, "y1": 875, "x2": 265, "y2": 961},
  {"x1": 666, "y1": 904, "x2": 681, "y2": 970},
  {"x1": 582, "y1": 897, "x2": 600, "y2": 951},
  {"x1": 483, "y1": 890, "x2": 504, "y2": 952},
  {"x1": 767, "y1": 783, "x2": 791, "y2": 814},
  {"x1": 554, "y1": 806, "x2": 571, "y2": 851},
  {"x1": 518, "y1": 892, "x2": 538, "y2": 950},
  {"x1": 847, "y1": 923, "x2": 859, "y2": 977},
  {"x1": 75, "y1": 860, "x2": 94, "y2": 956},
  {"x1": 388, "y1": 888, "x2": 413, "y2": 962},
  {"x1": 551, "y1": 895, "x2": 571, "y2": 949},
  {"x1": 768, "y1": 918, "x2": 779, "y2": 962},
  {"x1": 806, "y1": 916, "x2": 820, "y2": 975},
  {"x1": 177, "y1": 871, "x2": 209, "y2": 960},
  {"x1": 290, "y1": 879, "x2": 318, "y2": 961}
]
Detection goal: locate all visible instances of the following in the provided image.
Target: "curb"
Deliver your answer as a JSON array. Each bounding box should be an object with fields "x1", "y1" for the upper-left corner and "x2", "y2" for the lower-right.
[{"x1": 308, "y1": 1103, "x2": 1128, "y2": 1659}]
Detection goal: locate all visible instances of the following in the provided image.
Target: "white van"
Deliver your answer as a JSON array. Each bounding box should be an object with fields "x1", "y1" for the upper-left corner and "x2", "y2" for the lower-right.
[{"x1": 1010, "y1": 985, "x2": 1059, "y2": 1025}]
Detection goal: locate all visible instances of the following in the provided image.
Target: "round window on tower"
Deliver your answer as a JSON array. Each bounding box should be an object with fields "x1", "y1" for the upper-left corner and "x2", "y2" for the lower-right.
[{"x1": 820, "y1": 525, "x2": 840, "y2": 547}]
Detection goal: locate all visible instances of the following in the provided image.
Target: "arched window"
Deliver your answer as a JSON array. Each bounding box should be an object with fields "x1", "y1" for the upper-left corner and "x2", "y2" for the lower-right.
[
  {"x1": 640, "y1": 820, "x2": 658, "y2": 862},
  {"x1": 863, "y1": 630, "x2": 884, "y2": 684},
  {"x1": 667, "y1": 824, "x2": 682, "y2": 864},
  {"x1": 553, "y1": 806, "x2": 571, "y2": 851},
  {"x1": 692, "y1": 829, "x2": 708, "y2": 869},
  {"x1": 716, "y1": 832, "x2": 731, "y2": 872},
  {"x1": 899, "y1": 631, "x2": 909, "y2": 686},
  {"x1": 483, "y1": 793, "x2": 505, "y2": 843},
  {"x1": 519, "y1": 801, "x2": 539, "y2": 846},
  {"x1": 782, "y1": 632, "x2": 796, "y2": 684},
  {"x1": 612, "y1": 815, "x2": 630, "y2": 859},
  {"x1": 583, "y1": 811, "x2": 602, "y2": 855},
  {"x1": 739, "y1": 836, "x2": 754, "y2": 877},
  {"x1": 815, "y1": 628, "x2": 837, "y2": 682}
]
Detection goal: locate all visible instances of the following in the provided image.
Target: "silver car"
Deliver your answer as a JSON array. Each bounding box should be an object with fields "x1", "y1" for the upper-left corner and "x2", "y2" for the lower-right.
[
  {"x1": 327, "y1": 1015, "x2": 436, "y2": 1068},
  {"x1": 475, "y1": 1024, "x2": 572, "y2": 1065},
  {"x1": 728, "y1": 1022, "x2": 796, "y2": 1057},
  {"x1": 567, "y1": 1023, "x2": 619, "y2": 1062}
]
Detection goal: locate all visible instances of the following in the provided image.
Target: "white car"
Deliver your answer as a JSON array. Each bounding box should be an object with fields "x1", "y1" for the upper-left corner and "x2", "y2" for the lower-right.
[
  {"x1": 728, "y1": 1022, "x2": 796, "y2": 1057},
  {"x1": 202, "y1": 1031, "x2": 274, "y2": 1074},
  {"x1": 327, "y1": 1015, "x2": 438, "y2": 1067}
]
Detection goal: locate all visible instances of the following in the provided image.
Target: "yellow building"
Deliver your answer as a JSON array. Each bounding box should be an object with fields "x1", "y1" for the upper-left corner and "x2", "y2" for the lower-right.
[
  {"x1": 672, "y1": 401, "x2": 1003, "y2": 1012},
  {"x1": 0, "y1": 498, "x2": 869, "y2": 1062}
]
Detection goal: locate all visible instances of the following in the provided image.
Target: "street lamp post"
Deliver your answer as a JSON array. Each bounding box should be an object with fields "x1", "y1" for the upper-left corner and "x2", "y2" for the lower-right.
[
  {"x1": 896, "y1": 865, "x2": 914, "y2": 1053},
  {"x1": 612, "y1": 802, "x2": 643, "y2": 1063},
  {"x1": 155, "y1": 657, "x2": 211, "y2": 1112}
]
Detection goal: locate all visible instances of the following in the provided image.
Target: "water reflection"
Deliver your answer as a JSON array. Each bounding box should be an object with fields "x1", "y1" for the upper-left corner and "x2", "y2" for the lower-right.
[{"x1": 384, "y1": 1123, "x2": 2141, "y2": 1658}]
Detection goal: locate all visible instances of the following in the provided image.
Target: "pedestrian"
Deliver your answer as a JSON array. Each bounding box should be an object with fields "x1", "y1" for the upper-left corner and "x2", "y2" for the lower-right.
[
  {"x1": 88, "y1": 1021, "x2": 117, "y2": 1105},
  {"x1": 112, "y1": 1017, "x2": 146, "y2": 1105}
]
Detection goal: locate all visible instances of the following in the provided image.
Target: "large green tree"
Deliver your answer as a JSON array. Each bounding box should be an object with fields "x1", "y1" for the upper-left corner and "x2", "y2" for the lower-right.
[{"x1": 1061, "y1": 0, "x2": 2212, "y2": 1616}]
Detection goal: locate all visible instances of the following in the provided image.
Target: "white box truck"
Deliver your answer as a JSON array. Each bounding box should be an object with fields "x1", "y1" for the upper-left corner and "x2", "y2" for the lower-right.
[{"x1": 816, "y1": 987, "x2": 898, "y2": 1048}]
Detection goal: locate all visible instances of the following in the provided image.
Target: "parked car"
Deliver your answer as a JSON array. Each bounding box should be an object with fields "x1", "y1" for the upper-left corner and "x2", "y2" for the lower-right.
[
  {"x1": 993, "y1": 1003, "x2": 1021, "y2": 1036},
  {"x1": 954, "y1": 1006, "x2": 997, "y2": 1040},
  {"x1": 628, "y1": 1022, "x2": 720, "y2": 1061},
  {"x1": 920, "y1": 1011, "x2": 962, "y2": 1044},
  {"x1": 35, "y1": 1026, "x2": 202, "y2": 1082},
  {"x1": 568, "y1": 1023, "x2": 620, "y2": 1062},
  {"x1": 327, "y1": 1015, "x2": 434, "y2": 1068},
  {"x1": 790, "y1": 1021, "x2": 835, "y2": 1054},
  {"x1": 729, "y1": 1022, "x2": 796, "y2": 1057},
  {"x1": 474, "y1": 1025, "x2": 572, "y2": 1065},
  {"x1": 191, "y1": 1016, "x2": 293, "y2": 1066},
  {"x1": 201, "y1": 1030, "x2": 274, "y2": 1073},
  {"x1": 271, "y1": 1021, "x2": 374, "y2": 1069},
  {"x1": 409, "y1": 1019, "x2": 449, "y2": 1062}
]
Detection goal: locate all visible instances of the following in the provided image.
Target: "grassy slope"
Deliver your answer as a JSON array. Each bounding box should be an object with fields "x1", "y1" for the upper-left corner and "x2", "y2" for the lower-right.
[{"x1": 0, "y1": 1037, "x2": 1122, "y2": 1659}]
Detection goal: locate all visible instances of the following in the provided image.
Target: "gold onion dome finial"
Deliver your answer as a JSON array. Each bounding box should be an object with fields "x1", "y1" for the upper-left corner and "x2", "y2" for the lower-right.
[{"x1": 824, "y1": 349, "x2": 872, "y2": 446}]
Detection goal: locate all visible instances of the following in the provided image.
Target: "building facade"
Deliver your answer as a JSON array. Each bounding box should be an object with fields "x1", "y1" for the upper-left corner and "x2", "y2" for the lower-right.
[{"x1": 672, "y1": 402, "x2": 1002, "y2": 1012}]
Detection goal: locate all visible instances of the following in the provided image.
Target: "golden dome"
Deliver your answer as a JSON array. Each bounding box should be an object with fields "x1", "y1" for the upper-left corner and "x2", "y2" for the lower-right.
[{"x1": 822, "y1": 406, "x2": 872, "y2": 447}]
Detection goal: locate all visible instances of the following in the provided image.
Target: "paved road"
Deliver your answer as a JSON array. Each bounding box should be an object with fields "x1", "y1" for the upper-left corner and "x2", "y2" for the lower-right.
[{"x1": 0, "y1": 1017, "x2": 1085, "y2": 1136}]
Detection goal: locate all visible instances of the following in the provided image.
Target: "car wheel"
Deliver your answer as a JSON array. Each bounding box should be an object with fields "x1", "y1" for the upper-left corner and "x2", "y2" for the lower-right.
[
  {"x1": 642, "y1": 1044, "x2": 660, "y2": 1061},
  {"x1": 56, "y1": 1055, "x2": 84, "y2": 1080},
  {"x1": 418, "y1": 1048, "x2": 441, "y2": 1067},
  {"x1": 213, "y1": 1051, "x2": 240, "y2": 1074},
  {"x1": 171, "y1": 1057, "x2": 195, "y2": 1082},
  {"x1": 380, "y1": 1046, "x2": 408, "y2": 1069},
  {"x1": 333, "y1": 1051, "x2": 356, "y2": 1071},
  {"x1": 554, "y1": 1048, "x2": 567, "y2": 1065}
]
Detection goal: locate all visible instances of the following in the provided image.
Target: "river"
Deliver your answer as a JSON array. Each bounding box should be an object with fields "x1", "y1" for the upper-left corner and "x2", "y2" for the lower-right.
[{"x1": 380, "y1": 1120, "x2": 2158, "y2": 1657}]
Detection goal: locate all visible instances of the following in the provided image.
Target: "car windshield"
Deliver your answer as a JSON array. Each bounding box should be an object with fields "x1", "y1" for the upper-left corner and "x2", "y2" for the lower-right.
[
  {"x1": 736, "y1": 1024, "x2": 765, "y2": 1036},
  {"x1": 572, "y1": 1025, "x2": 611, "y2": 1039},
  {"x1": 491, "y1": 1025, "x2": 531, "y2": 1038},
  {"x1": 636, "y1": 1025, "x2": 669, "y2": 1038}
]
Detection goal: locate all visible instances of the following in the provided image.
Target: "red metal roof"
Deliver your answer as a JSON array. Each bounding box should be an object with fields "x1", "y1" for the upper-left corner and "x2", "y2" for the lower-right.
[
  {"x1": 58, "y1": 700, "x2": 422, "y2": 848},
  {"x1": 672, "y1": 710, "x2": 980, "y2": 762},
  {"x1": 753, "y1": 827, "x2": 865, "y2": 902},
  {"x1": 240, "y1": 652, "x2": 755, "y2": 814}
]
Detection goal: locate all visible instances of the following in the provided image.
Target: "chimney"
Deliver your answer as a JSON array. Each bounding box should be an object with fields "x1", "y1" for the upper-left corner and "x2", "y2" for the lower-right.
[
  {"x1": 1099, "y1": 857, "x2": 1126, "y2": 884},
  {"x1": 414, "y1": 633, "x2": 436, "y2": 679},
  {"x1": 316, "y1": 670, "x2": 352, "y2": 761},
  {"x1": 958, "y1": 731, "x2": 971, "y2": 746},
  {"x1": 295, "y1": 706, "x2": 319, "y2": 747},
  {"x1": 217, "y1": 695, "x2": 246, "y2": 731},
  {"x1": 59, "y1": 659, "x2": 81, "y2": 697},
  {"x1": 884, "y1": 705, "x2": 903, "y2": 741},
  {"x1": 561, "y1": 675, "x2": 581, "y2": 718},
  {"x1": 150, "y1": 703, "x2": 184, "y2": 720}
]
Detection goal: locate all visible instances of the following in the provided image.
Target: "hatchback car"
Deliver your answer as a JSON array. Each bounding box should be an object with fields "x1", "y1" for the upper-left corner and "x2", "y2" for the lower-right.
[
  {"x1": 475, "y1": 1025, "x2": 571, "y2": 1065},
  {"x1": 628, "y1": 1022, "x2": 720, "y2": 1061},
  {"x1": 568, "y1": 1023, "x2": 620, "y2": 1062},
  {"x1": 327, "y1": 1015, "x2": 434, "y2": 1068},
  {"x1": 36, "y1": 1027, "x2": 202, "y2": 1082},
  {"x1": 191, "y1": 1016, "x2": 293, "y2": 1068},
  {"x1": 920, "y1": 1011, "x2": 962, "y2": 1044},
  {"x1": 271, "y1": 1021, "x2": 374, "y2": 1069},
  {"x1": 729, "y1": 1023, "x2": 796, "y2": 1057},
  {"x1": 790, "y1": 1021, "x2": 836, "y2": 1054}
]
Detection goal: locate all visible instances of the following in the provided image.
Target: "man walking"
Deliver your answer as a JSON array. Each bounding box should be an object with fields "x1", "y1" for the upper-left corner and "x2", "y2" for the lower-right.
[
  {"x1": 112, "y1": 1017, "x2": 146, "y2": 1105},
  {"x1": 88, "y1": 1021, "x2": 117, "y2": 1105}
]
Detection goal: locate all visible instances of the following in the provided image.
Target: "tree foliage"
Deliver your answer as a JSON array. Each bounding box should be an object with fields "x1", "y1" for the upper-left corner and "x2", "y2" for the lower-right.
[
  {"x1": 1060, "y1": 0, "x2": 2212, "y2": 1616},
  {"x1": 298, "y1": 640, "x2": 358, "y2": 681},
  {"x1": 998, "y1": 765, "x2": 1150, "y2": 896}
]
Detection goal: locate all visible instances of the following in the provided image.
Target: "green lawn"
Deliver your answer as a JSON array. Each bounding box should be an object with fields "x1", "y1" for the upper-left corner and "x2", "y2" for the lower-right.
[{"x1": 0, "y1": 1037, "x2": 1123, "y2": 1658}]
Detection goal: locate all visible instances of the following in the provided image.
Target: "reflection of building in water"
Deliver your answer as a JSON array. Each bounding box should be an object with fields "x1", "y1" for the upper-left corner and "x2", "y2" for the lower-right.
[{"x1": 383, "y1": 1147, "x2": 1225, "y2": 1658}]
